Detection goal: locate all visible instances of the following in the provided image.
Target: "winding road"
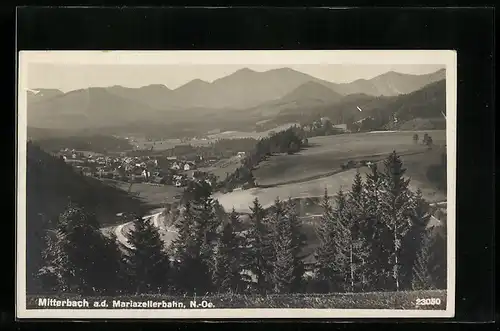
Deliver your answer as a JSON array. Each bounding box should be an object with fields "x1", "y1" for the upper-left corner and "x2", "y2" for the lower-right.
[
  {"x1": 108, "y1": 200, "x2": 446, "y2": 250},
  {"x1": 111, "y1": 209, "x2": 178, "y2": 250}
]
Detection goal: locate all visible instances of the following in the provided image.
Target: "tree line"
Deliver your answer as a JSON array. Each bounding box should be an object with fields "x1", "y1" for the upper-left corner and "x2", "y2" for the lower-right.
[
  {"x1": 33, "y1": 151, "x2": 446, "y2": 296},
  {"x1": 218, "y1": 127, "x2": 306, "y2": 191},
  {"x1": 312, "y1": 151, "x2": 446, "y2": 293}
]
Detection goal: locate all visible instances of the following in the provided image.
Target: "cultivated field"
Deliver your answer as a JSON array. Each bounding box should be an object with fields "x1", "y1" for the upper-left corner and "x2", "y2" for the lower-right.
[
  {"x1": 103, "y1": 180, "x2": 183, "y2": 207},
  {"x1": 215, "y1": 130, "x2": 447, "y2": 213},
  {"x1": 198, "y1": 156, "x2": 244, "y2": 180},
  {"x1": 206, "y1": 122, "x2": 300, "y2": 140},
  {"x1": 254, "y1": 130, "x2": 446, "y2": 186},
  {"x1": 122, "y1": 123, "x2": 299, "y2": 152}
]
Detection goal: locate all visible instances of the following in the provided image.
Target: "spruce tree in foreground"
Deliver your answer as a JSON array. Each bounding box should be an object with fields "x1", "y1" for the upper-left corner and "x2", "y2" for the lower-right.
[
  {"x1": 412, "y1": 229, "x2": 436, "y2": 290},
  {"x1": 346, "y1": 171, "x2": 371, "y2": 292},
  {"x1": 41, "y1": 204, "x2": 123, "y2": 295},
  {"x1": 314, "y1": 188, "x2": 337, "y2": 292},
  {"x1": 285, "y1": 198, "x2": 306, "y2": 292},
  {"x1": 378, "y1": 151, "x2": 414, "y2": 292},
  {"x1": 272, "y1": 201, "x2": 295, "y2": 294},
  {"x1": 36, "y1": 233, "x2": 62, "y2": 293},
  {"x1": 363, "y1": 163, "x2": 395, "y2": 291},
  {"x1": 401, "y1": 188, "x2": 432, "y2": 289},
  {"x1": 171, "y1": 200, "x2": 211, "y2": 294},
  {"x1": 267, "y1": 197, "x2": 285, "y2": 268},
  {"x1": 172, "y1": 182, "x2": 216, "y2": 294},
  {"x1": 125, "y1": 216, "x2": 171, "y2": 294},
  {"x1": 245, "y1": 197, "x2": 273, "y2": 293},
  {"x1": 331, "y1": 189, "x2": 353, "y2": 292},
  {"x1": 213, "y1": 208, "x2": 243, "y2": 293},
  {"x1": 429, "y1": 211, "x2": 447, "y2": 289}
]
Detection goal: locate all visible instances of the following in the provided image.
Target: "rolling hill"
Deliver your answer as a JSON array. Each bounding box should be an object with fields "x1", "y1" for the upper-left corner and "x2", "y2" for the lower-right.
[
  {"x1": 331, "y1": 69, "x2": 446, "y2": 96},
  {"x1": 265, "y1": 78, "x2": 446, "y2": 131},
  {"x1": 244, "y1": 81, "x2": 345, "y2": 117},
  {"x1": 26, "y1": 142, "x2": 147, "y2": 293},
  {"x1": 105, "y1": 84, "x2": 173, "y2": 110},
  {"x1": 27, "y1": 88, "x2": 64, "y2": 104},
  {"x1": 28, "y1": 87, "x2": 163, "y2": 130}
]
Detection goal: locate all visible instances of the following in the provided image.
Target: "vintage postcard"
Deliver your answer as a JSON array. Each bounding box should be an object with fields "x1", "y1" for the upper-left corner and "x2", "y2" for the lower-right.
[{"x1": 16, "y1": 50, "x2": 456, "y2": 319}]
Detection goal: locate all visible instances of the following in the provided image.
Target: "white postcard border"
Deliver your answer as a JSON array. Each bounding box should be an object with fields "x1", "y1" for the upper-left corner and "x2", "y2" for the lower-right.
[{"x1": 16, "y1": 50, "x2": 457, "y2": 319}]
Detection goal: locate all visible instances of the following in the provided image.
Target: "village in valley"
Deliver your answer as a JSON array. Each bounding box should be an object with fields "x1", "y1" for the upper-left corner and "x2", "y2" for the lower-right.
[
  {"x1": 56, "y1": 147, "x2": 212, "y2": 187},
  {"x1": 50, "y1": 117, "x2": 350, "y2": 190}
]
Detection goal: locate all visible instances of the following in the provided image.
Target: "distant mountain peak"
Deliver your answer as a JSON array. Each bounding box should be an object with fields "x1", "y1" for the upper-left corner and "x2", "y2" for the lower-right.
[
  {"x1": 140, "y1": 84, "x2": 170, "y2": 90},
  {"x1": 234, "y1": 67, "x2": 256, "y2": 74},
  {"x1": 31, "y1": 88, "x2": 63, "y2": 93},
  {"x1": 279, "y1": 80, "x2": 343, "y2": 103},
  {"x1": 213, "y1": 68, "x2": 258, "y2": 82},
  {"x1": 180, "y1": 78, "x2": 209, "y2": 87},
  {"x1": 267, "y1": 67, "x2": 301, "y2": 74},
  {"x1": 192, "y1": 78, "x2": 209, "y2": 83}
]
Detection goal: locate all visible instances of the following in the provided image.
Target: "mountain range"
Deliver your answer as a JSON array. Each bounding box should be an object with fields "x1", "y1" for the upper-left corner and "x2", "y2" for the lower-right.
[{"x1": 26, "y1": 67, "x2": 446, "y2": 133}]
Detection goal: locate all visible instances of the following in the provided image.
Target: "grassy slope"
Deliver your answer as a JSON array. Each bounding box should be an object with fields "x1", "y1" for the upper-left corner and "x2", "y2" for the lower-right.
[
  {"x1": 254, "y1": 130, "x2": 446, "y2": 186},
  {"x1": 268, "y1": 79, "x2": 446, "y2": 129},
  {"x1": 27, "y1": 290, "x2": 447, "y2": 310},
  {"x1": 102, "y1": 179, "x2": 183, "y2": 207},
  {"x1": 26, "y1": 143, "x2": 149, "y2": 294},
  {"x1": 27, "y1": 143, "x2": 147, "y2": 227},
  {"x1": 215, "y1": 131, "x2": 447, "y2": 213}
]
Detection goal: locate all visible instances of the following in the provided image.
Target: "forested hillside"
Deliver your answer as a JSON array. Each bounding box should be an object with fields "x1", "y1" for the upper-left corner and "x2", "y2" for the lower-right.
[{"x1": 26, "y1": 142, "x2": 146, "y2": 294}]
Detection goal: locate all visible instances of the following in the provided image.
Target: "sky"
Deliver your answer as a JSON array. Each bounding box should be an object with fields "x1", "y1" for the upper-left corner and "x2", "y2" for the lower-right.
[{"x1": 27, "y1": 63, "x2": 445, "y2": 93}]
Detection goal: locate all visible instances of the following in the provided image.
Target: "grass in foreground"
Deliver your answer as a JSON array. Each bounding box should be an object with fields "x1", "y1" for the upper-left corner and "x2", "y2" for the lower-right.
[{"x1": 27, "y1": 290, "x2": 446, "y2": 310}]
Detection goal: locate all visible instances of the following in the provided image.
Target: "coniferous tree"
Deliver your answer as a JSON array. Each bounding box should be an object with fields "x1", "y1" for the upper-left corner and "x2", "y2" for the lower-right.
[
  {"x1": 272, "y1": 199, "x2": 294, "y2": 294},
  {"x1": 245, "y1": 197, "x2": 273, "y2": 293},
  {"x1": 331, "y1": 189, "x2": 352, "y2": 292},
  {"x1": 170, "y1": 200, "x2": 200, "y2": 293},
  {"x1": 400, "y1": 189, "x2": 432, "y2": 289},
  {"x1": 213, "y1": 208, "x2": 243, "y2": 293},
  {"x1": 429, "y1": 212, "x2": 447, "y2": 289},
  {"x1": 412, "y1": 229, "x2": 436, "y2": 290},
  {"x1": 36, "y1": 233, "x2": 62, "y2": 293},
  {"x1": 346, "y1": 171, "x2": 371, "y2": 292},
  {"x1": 378, "y1": 151, "x2": 414, "y2": 291},
  {"x1": 109, "y1": 231, "x2": 136, "y2": 294},
  {"x1": 267, "y1": 197, "x2": 285, "y2": 265},
  {"x1": 285, "y1": 198, "x2": 306, "y2": 292},
  {"x1": 314, "y1": 188, "x2": 337, "y2": 292},
  {"x1": 172, "y1": 182, "x2": 216, "y2": 294},
  {"x1": 42, "y1": 204, "x2": 123, "y2": 295},
  {"x1": 125, "y1": 216, "x2": 171, "y2": 294},
  {"x1": 363, "y1": 163, "x2": 393, "y2": 291}
]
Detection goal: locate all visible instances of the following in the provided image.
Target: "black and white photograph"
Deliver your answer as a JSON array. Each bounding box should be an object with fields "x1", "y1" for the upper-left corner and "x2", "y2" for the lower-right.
[{"x1": 16, "y1": 50, "x2": 456, "y2": 319}]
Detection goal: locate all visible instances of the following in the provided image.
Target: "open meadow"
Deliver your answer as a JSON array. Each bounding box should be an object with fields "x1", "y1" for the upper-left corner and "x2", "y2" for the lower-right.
[
  {"x1": 254, "y1": 130, "x2": 446, "y2": 186},
  {"x1": 215, "y1": 130, "x2": 447, "y2": 213},
  {"x1": 121, "y1": 123, "x2": 300, "y2": 152},
  {"x1": 197, "y1": 155, "x2": 244, "y2": 180},
  {"x1": 102, "y1": 179, "x2": 183, "y2": 207}
]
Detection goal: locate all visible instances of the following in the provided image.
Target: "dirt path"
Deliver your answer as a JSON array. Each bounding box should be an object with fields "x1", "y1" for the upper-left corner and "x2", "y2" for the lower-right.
[{"x1": 107, "y1": 209, "x2": 179, "y2": 250}]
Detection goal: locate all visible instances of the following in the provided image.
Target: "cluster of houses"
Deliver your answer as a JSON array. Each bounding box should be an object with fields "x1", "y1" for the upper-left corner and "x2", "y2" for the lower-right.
[
  {"x1": 301, "y1": 117, "x2": 349, "y2": 134},
  {"x1": 55, "y1": 148, "x2": 202, "y2": 187}
]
